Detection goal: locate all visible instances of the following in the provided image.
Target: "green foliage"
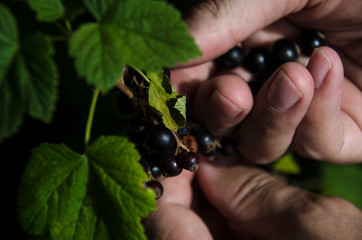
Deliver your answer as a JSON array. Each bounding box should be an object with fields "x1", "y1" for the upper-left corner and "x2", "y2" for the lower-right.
[
  {"x1": 83, "y1": 0, "x2": 114, "y2": 20},
  {"x1": 27, "y1": 0, "x2": 65, "y2": 22},
  {"x1": 87, "y1": 136, "x2": 156, "y2": 240},
  {"x1": 0, "y1": 3, "x2": 18, "y2": 84},
  {"x1": 321, "y1": 163, "x2": 362, "y2": 210},
  {"x1": 69, "y1": 23, "x2": 125, "y2": 92},
  {"x1": 0, "y1": 32, "x2": 58, "y2": 141},
  {"x1": 17, "y1": 143, "x2": 89, "y2": 238},
  {"x1": 70, "y1": 0, "x2": 201, "y2": 92},
  {"x1": 0, "y1": 0, "x2": 200, "y2": 239},
  {"x1": 271, "y1": 153, "x2": 301, "y2": 175},
  {"x1": 17, "y1": 136, "x2": 156, "y2": 239},
  {"x1": 148, "y1": 71, "x2": 186, "y2": 131}
]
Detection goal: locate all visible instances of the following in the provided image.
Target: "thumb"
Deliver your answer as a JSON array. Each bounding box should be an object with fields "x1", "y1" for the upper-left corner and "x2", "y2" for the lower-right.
[
  {"x1": 183, "y1": 0, "x2": 309, "y2": 66},
  {"x1": 197, "y1": 158, "x2": 362, "y2": 240}
]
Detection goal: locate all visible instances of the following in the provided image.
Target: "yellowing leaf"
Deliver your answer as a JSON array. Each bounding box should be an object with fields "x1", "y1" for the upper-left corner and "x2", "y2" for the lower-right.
[{"x1": 148, "y1": 71, "x2": 186, "y2": 131}]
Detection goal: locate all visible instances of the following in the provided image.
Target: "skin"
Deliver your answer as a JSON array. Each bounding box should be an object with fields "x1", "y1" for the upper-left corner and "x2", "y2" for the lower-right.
[{"x1": 144, "y1": 0, "x2": 362, "y2": 239}]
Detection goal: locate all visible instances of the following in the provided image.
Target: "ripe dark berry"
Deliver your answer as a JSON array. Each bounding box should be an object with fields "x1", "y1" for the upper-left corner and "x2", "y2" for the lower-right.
[
  {"x1": 248, "y1": 81, "x2": 262, "y2": 96},
  {"x1": 144, "y1": 180, "x2": 163, "y2": 199},
  {"x1": 271, "y1": 38, "x2": 299, "y2": 67},
  {"x1": 177, "y1": 151, "x2": 200, "y2": 172},
  {"x1": 177, "y1": 124, "x2": 190, "y2": 138},
  {"x1": 248, "y1": 73, "x2": 268, "y2": 96},
  {"x1": 138, "y1": 147, "x2": 151, "y2": 170},
  {"x1": 146, "y1": 125, "x2": 176, "y2": 154},
  {"x1": 299, "y1": 30, "x2": 325, "y2": 56},
  {"x1": 127, "y1": 118, "x2": 151, "y2": 144},
  {"x1": 159, "y1": 154, "x2": 182, "y2": 177},
  {"x1": 216, "y1": 46, "x2": 245, "y2": 69},
  {"x1": 116, "y1": 92, "x2": 134, "y2": 115},
  {"x1": 194, "y1": 130, "x2": 217, "y2": 155},
  {"x1": 218, "y1": 138, "x2": 237, "y2": 156},
  {"x1": 150, "y1": 164, "x2": 162, "y2": 179},
  {"x1": 244, "y1": 47, "x2": 270, "y2": 73}
]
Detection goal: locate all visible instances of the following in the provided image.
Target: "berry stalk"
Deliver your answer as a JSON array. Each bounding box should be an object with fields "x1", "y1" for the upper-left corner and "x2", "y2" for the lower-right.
[{"x1": 84, "y1": 88, "x2": 100, "y2": 152}]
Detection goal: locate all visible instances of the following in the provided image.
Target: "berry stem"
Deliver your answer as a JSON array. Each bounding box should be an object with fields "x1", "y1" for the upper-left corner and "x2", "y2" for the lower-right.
[
  {"x1": 65, "y1": 20, "x2": 72, "y2": 32},
  {"x1": 171, "y1": 130, "x2": 190, "y2": 154},
  {"x1": 130, "y1": 65, "x2": 151, "y2": 83},
  {"x1": 84, "y1": 88, "x2": 99, "y2": 152},
  {"x1": 115, "y1": 79, "x2": 134, "y2": 99}
]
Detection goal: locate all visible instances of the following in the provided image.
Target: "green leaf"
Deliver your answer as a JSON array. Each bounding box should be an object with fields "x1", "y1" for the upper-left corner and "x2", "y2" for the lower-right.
[
  {"x1": 0, "y1": 3, "x2": 18, "y2": 85},
  {"x1": 69, "y1": 0, "x2": 200, "y2": 92},
  {"x1": 103, "y1": 0, "x2": 201, "y2": 72},
  {"x1": 0, "y1": 33, "x2": 58, "y2": 142},
  {"x1": 148, "y1": 71, "x2": 186, "y2": 131},
  {"x1": 0, "y1": 77, "x2": 24, "y2": 141},
  {"x1": 321, "y1": 163, "x2": 362, "y2": 210},
  {"x1": 272, "y1": 153, "x2": 301, "y2": 175},
  {"x1": 21, "y1": 34, "x2": 58, "y2": 121},
  {"x1": 69, "y1": 23, "x2": 124, "y2": 92},
  {"x1": 87, "y1": 136, "x2": 156, "y2": 240},
  {"x1": 62, "y1": 0, "x2": 86, "y2": 21},
  {"x1": 17, "y1": 144, "x2": 89, "y2": 237},
  {"x1": 174, "y1": 95, "x2": 187, "y2": 121},
  {"x1": 17, "y1": 137, "x2": 156, "y2": 239},
  {"x1": 82, "y1": 0, "x2": 114, "y2": 20},
  {"x1": 28, "y1": 0, "x2": 65, "y2": 22}
]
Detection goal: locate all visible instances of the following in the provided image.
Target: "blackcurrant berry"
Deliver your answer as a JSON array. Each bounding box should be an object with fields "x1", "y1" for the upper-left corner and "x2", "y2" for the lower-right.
[
  {"x1": 244, "y1": 47, "x2": 270, "y2": 73},
  {"x1": 177, "y1": 151, "x2": 200, "y2": 172},
  {"x1": 216, "y1": 46, "x2": 245, "y2": 69},
  {"x1": 177, "y1": 124, "x2": 190, "y2": 138},
  {"x1": 144, "y1": 180, "x2": 163, "y2": 199},
  {"x1": 248, "y1": 73, "x2": 268, "y2": 96},
  {"x1": 150, "y1": 164, "x2": 162, "y2": 179},
  {"x1": 218, "y1": 138, "x2": 237, "y2": 156},
  {"x1": 159, "y1": 154, "x2": 182, "y2": 177},
  {"x1": 127, "y1": 118, "x2": 151, "y2": 144},
  {"x1": 271, "y1": 38, "x2": 299, "y2": 67},
  {"x1": 116, "y1": 92, "x2": 134, "y2": 115},
  {"x1": 248, "y1": 81, "x2": 263, "y2": 96},
  {"x1": 138, "y1": 147, "x2": 151, "y2": 170},
  {"x1": 299, "y1": 30, "x2": 325, "y2": 56},
  {"x1": 194, "y1": 130, "x2": 217, "y2": 155},
  {"x1": 146, "y1": 125, "x2": 177, "y2": 154}
]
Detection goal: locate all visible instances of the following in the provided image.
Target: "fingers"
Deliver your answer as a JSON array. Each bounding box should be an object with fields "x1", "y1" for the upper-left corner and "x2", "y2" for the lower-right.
[
  {"x1": 197, "y1": 159, "x2": 362, "y2": 240},
  {"x1": 293, "y1": 47, "x2": 362, "y2": 162},
  {"x1": 189, "y1": 74, "x2": 253, "y2": 137},
  {"x1": 235, "y1": 62, "x2": 315, "y2": 164},
  {"x1": 182, "y1": 0, "x2": 310, "y2": 66},
  {"x1": 144, "y1": 171, "x2": 213, "y2": 240}
]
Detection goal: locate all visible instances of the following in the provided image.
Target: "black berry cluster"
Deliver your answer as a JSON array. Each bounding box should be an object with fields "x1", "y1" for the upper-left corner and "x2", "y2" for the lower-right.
[
  {"x1": 215, "y1": 30, "x2": 325, "y2": 95},
  {"x1": 116, "y1": 67, "x2": 239, "y2": 199}
]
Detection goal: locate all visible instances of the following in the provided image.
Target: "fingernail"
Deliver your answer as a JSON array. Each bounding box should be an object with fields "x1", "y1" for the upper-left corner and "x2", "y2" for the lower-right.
[
  {"x1": 267, "y1": 70, "x2": 302, "y2": 112},
  {"x1": 209, "y1": 89, "x2": 243, "y2": 120},
  {"x1": 309, "y1": 48, "x2": 331, "y2": 88}
]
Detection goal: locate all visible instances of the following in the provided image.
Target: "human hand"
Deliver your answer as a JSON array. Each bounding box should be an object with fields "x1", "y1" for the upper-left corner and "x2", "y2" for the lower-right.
[
  {"x1": 170, "y1": 0, "x2": 362, "y2": 164},
  {"x1": 144, "y1": 158, "x2": 362, "y2": 240}
]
